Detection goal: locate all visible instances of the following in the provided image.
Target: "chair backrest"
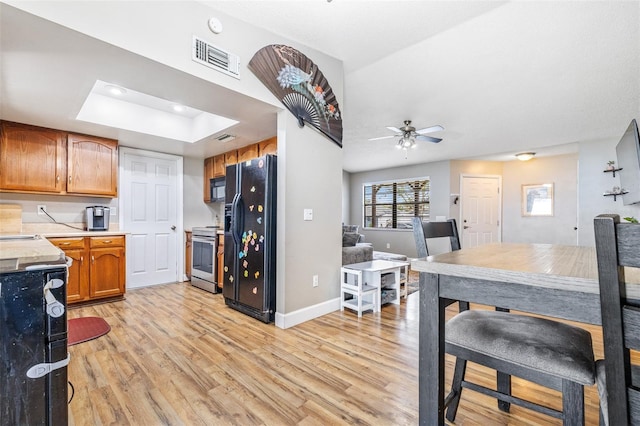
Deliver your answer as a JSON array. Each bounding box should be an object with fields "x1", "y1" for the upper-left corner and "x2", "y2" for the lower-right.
[
  {"x1": 594, "y1": 214, "x2": 640, "y2": 425},
  {"x1": 411, "y1": 217, "x2": 461, "y2": 258}
]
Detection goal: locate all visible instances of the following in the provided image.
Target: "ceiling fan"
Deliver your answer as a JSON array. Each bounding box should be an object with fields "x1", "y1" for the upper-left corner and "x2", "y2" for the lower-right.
[{"x1": 369, "y1": 120, "x2": 444, "y2": 151}]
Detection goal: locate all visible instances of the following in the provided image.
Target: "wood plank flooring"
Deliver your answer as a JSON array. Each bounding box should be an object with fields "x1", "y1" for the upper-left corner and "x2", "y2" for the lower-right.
[{"x1": 67, "y1": 282, "x2": 605, "y2": 425}]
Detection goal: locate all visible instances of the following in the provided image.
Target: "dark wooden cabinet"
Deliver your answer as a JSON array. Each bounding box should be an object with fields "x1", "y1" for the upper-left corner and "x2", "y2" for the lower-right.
[
  {"x1": 48, "y1": 235, "x2": 126, "y2": 304},
  {"x1": 67, "y1": 133, "x2": 118, "y2": 197},
  {"x1": 213, "y1": 154, "x2": 225, "y2": 177},
  {"x1": 0, "y1": 121, "x2": 118, "y2": 197}
]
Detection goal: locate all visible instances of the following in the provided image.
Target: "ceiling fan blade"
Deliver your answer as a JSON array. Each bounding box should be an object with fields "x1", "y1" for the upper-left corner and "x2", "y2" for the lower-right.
[
  {"x1": 415, "y1": 125, "x2": 444, "y2": 134},
  {"x1": 368, "y1": 135, "x2": 396, "y2": 141},
  {"x1": 416, "y1": 135, "x2": 442, "y2": 143},
  {"x1": 386, "y1": 126, "x2": 402, "y2": 133}
]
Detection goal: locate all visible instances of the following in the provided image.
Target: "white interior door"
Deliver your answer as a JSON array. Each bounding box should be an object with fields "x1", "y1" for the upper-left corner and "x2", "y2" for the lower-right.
[
  {"x1": 120, "y1": 148, "x2": 183, "y2": 288},
  {"x1": 460, "y1": 175, "x2": 502, "y2": 248}
]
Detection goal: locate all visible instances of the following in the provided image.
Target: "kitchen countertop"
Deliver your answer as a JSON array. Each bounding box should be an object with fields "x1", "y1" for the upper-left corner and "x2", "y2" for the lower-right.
[
  {"x1": 0, "y1": 235, "x2": 66, "y2": 273},
  {"x1": 20, "y1": 223, "x2": 126, "y2": 238}
]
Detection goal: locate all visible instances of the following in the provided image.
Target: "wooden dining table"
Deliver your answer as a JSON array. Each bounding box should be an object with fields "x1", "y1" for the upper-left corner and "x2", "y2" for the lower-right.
[{"x1": 411, "y1": 242, "x2": 640, "y2": 425}]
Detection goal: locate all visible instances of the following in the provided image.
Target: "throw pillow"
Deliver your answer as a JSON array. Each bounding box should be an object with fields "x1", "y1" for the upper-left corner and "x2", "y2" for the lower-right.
[
  {"x1": 342, "y1": 232, "x2": 361, "y2": 247},
  {"x1": 342, "y1": 224, "x2": 359, "y2": 233}
]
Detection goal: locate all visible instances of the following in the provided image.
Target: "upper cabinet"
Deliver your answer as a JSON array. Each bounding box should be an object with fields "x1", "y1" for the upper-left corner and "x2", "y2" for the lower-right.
[
  {"x1": 0, "y1": 121, "x2": 118, "y2": 197},
  {"x1": 258, "y1": 136, "x2": 277, "y2": 156},
  {"x1": 202, "y1": 137, "x2": 277, "y2": 202},
  {"x1": 237, "y1": 144, "x2": 260, "y2": 163},
  {"x1": 67, "y1": 133, "x2": 118, "y2": 197},
  {"x1": 0, "y1": 121, "x2": 66, "y2": 193}
]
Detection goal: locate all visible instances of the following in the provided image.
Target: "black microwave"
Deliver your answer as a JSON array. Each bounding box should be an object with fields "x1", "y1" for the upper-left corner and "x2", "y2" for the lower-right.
[{"x1": 209, "y1": 177, "x2": 225, "y2": 203}]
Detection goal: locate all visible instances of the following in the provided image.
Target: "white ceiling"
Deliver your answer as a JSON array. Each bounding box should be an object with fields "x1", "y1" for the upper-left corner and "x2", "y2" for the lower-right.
[{"x1": 1, "y1": 1, "x2": 638, "y2": 173}]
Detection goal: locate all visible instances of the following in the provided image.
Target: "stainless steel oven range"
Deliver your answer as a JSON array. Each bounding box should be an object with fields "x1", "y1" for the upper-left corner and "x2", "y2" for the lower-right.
[{"x1": 191, "y1": 226, "x2": 220, "y2": 293}]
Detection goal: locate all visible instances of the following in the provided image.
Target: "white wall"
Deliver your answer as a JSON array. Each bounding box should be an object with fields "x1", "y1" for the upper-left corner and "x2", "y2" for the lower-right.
[
  {"x1": 182, "y1": 156, "x2": 223, "y2": 229},
  {"x1": 578, "y1": 138, "x2": 640, "y2": 246},
  {"x1": 502, "y1": 154, "x2": 578, "y2": 245}
]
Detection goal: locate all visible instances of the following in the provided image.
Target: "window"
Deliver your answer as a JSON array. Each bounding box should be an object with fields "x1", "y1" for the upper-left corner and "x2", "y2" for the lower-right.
[{"x1": 363, "y1": 178, "x2": 430, "y2": 229}]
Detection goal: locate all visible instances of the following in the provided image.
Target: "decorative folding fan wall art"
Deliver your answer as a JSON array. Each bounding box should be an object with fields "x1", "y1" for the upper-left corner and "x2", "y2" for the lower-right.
[{"x1": 248, "y1": 45, "x2": 343, "y2": 147}]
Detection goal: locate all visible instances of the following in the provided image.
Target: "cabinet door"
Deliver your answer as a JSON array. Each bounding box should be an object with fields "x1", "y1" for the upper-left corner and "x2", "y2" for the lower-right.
[
  {"x1": 67, "y1": 133, "x2": 118, "y2": 197},
  {"x1": 213, "y1": 154, "x2": 225, "y2": 177},
  {"x1": 237, "y1": 144, "x2": 259, "y2": 163},
  {"x1": 0, "y1": 121, "x2": 66, "y2": 193},
  {"x1": 47, "y1": 237, "x2": 88, "y2": 303},
  {"x1": 258, "y1": 137, "x2": 277, "y2": 156},
  {"x1": 203, "y1": 157, "x2": 214, "y2": 202},
  {"x1": 64, "y1": 248, "x2": 89, "y2": 303},
  {"x1": 216, "y1": 235, "x2": 224, "y2": 288},
  {"x1": 185, "y1": 231, "x2": 192, "y2": 280},
  {"x1": 225, "y1": 150, "x2": 238, "y2": 167},
  {"x1": 89, "y1": 247, "x2": 125, "y2": 299}
]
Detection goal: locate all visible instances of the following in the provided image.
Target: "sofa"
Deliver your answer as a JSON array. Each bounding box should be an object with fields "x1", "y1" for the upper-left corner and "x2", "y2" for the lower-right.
[{"x1": 342, "y1": 225, "x2": 373, "y2": 265}]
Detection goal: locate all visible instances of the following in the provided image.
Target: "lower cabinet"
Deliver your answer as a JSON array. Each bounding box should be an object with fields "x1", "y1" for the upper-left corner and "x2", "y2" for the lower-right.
[
  {"x1": 217, "y1": 234, "x2": 224, "y2": 288},
  {"x1": 48, "y1": 235, "x2": 126, "y2": 304}
]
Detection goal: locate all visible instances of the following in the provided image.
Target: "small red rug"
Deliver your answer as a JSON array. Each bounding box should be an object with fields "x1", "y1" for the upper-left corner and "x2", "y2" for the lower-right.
[{"x1": 68, "y1": 317, "x2": 111, "y2": 346}]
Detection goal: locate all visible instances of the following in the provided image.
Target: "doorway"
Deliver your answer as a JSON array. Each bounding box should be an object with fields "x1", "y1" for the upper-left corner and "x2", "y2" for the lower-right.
[
  {"x1": 119, "y1": 148, "x2": 183, "y2": 288},
  {"x1": 460, "y1": 174, "x2": 502, "y2": 248}
]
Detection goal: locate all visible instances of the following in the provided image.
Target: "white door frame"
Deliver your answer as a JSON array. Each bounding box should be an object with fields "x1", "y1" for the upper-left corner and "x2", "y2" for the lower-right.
[
  {"x1": 118, "y1": 147, "x2": 184, "y2": 285},
  {"x1": 459, "y1": 174, "x2": 503, "y2": 243}
]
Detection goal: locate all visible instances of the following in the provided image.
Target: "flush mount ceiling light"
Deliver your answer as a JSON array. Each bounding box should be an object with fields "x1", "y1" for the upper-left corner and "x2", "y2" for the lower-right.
[
  {"x1": 515, "y1": 152, "x2": 536, "y2": 161},
  {"x1": 77, "y1": 80, "x2": 238, "y2": 143}
]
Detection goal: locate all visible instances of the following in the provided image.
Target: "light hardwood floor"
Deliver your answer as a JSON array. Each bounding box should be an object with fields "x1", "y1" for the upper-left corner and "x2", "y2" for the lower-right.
[{"x1": 67, "y1": 282, "x2": 604, "y2": 425}]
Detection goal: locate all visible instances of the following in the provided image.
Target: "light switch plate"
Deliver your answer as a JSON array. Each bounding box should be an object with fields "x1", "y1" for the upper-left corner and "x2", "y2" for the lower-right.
[{"x1": 303, "y1": 209, "x2": 313, "y2": 221}]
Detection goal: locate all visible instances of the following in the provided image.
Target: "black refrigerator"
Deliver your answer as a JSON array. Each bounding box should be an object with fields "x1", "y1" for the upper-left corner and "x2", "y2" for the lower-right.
[
  {"x1": 223, "y1": 154, "x2": 277, "y2": 323},
  {"x1": 1, "y1": 256, "x2": 69, "y2": 425}
]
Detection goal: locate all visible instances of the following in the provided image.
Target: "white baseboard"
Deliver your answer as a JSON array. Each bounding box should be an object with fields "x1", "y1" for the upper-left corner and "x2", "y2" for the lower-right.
[{"x1": 274, "y1": 297, "x2": 341, "y2": 329}]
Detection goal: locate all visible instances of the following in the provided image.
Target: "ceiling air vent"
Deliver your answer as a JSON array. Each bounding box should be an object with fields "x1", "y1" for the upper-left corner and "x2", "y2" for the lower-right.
[
  {"x1": 192, "y1": 36, "x2": 240, "y2": 79},
  {"x1": 215, "y1": 133, "x2": 236, "y2": 143}
]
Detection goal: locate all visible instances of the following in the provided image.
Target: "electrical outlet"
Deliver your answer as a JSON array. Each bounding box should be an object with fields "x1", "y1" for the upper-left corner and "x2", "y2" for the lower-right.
[
  {"x1": 386, "y1": 243, "x2": 391, "y2": 249},
  {"x1": 110, "y1": 207, "x2": 117, "y2": 216},
  {"x1": 37, "y1": 205, "x2": 47, "y2": 215},
  {"x1": 312, "y1": 275, "x2": 319, "y2": 287}
]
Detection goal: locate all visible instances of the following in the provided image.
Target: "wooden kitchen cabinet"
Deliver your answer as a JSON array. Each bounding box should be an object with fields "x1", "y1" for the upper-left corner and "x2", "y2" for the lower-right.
[
  {"x1": 0, "y1": 121, "x2": 66, "y2": 193},
  {"x1": 67, "y1": 133, "x2": 118, "y2": 197},
  {"x1": 258, "y1": 136, "x2": 277, "y2": 156},
  {"x1": 237, "y1": 144, "x2": 259, "y2": 163},
  {"x1": 0, "y1": 121, "x2": 118, "y2": 197},
  {"x1": 213, "y1": 154, "x2": 225, "y2": 177},
  {"x1": 217, "y1": 234, "x2": 224, "y2": 288},
  {"x1": 203, "y1": 157, "x2": 214, "y2": 202},
  {"x1": 48, "y1": 237, "x2": 87, "y2": 303},
  {"x1": 225, "y1": 150, "x2": 237, "y2": 167},
  {"x1": 185, "y1": 231, "x2": 192, "y2": 280},
  {"x1": 48, "y1": 235, "x2": 126, "y2": 304}
]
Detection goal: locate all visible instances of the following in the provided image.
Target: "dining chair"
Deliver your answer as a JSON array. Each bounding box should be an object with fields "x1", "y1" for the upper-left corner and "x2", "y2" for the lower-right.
[
  {"x1": 412, "y1": 217, "x2": 596, "y2": 424},
  {"x1": 594, "y1": 214, "x2": 640, "y2": 426}
]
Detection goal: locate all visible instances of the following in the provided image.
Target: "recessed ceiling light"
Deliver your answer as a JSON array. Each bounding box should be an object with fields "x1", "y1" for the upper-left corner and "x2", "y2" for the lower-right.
[
  {"x1": 105, "y1": 85, "x2": 126, "y2": 96},
  {"x1": 172, "y1": 104, "x2": 185, "y2": 113}
]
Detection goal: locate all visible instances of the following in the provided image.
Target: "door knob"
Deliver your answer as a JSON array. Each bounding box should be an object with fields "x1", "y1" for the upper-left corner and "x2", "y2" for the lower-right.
[
  {"x1": 171, "y1": 225, "x2": 176, "y2": 231},
  {"x1": 463, "y1": 226, "x2": 469, "y2": 229}
]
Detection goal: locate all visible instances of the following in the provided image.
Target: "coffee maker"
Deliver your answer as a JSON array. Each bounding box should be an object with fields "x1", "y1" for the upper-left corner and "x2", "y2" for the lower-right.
[{"x1": 86, "y1": 206, "x2": 110, "y2": 231}]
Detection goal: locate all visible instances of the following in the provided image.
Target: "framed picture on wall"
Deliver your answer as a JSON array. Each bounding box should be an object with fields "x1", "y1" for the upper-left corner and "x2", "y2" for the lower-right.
[{"x1": 522, "y1": 183, "x2": 554, "y2": 216}]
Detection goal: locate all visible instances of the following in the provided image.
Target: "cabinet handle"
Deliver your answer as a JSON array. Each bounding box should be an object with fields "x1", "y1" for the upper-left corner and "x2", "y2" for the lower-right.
[
  {"x1": 102, "y1": 240, "x2": 112, "y2": 244},
  {"x1": 56, "y1": 175, "x2": 60, "y2": 183},
  {"x1": 80, "y1": 256, "x2": 83, "y2": 263},
  {"x1": 61, "y1": 242, "x2": 70, "y2": 245},
  {"x1": 91, "y1": 256, "x2": 95, "y2": 263},
  {"x1": 68, "y1": 176, "x2": 72, "y2": 184}
]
